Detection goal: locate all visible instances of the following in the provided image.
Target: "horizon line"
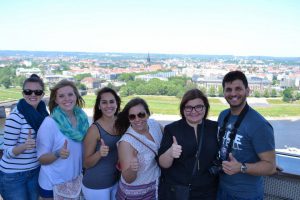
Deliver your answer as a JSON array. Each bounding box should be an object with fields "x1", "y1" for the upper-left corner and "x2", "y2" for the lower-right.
[{"x1": 0, "y1": 49, "x2": 299, "y2": 58}]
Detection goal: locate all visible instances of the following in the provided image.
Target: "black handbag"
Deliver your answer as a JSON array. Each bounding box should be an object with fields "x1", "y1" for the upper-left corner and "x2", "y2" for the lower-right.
[{"x1": 159, "y1": 122, "x2": 205, "y2": 200}]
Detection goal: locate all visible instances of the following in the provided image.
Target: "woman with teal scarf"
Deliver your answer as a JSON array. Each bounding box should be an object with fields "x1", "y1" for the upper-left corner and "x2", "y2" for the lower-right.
[{"x1": 36, "y1": 79, "x2": 89, "y2": 200}]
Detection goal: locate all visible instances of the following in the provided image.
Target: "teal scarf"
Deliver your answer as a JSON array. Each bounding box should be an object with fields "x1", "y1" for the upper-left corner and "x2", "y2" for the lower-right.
[{"x1": 51, "y1": 106, "x2": 89, "y2": 142}]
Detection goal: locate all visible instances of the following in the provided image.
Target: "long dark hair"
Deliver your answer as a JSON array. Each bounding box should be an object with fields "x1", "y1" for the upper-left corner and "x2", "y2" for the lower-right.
[
  {"x1": 93, "y1": 87, "x2": 121, "y2": 122},
  {"x1": 115, "y1": 97, "x2": 150, "y2": 135},
  {"x1": 180, "y1": 88, "x2": 210, "y2": 120}
]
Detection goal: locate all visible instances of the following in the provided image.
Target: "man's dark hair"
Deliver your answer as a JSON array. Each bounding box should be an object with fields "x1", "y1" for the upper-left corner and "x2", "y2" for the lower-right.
[{"x1": 222, "y1": 70, "x2": 248, "y2": 89}]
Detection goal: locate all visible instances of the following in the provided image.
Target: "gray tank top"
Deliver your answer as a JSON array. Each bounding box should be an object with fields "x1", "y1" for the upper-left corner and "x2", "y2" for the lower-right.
[{"x1": 82, "y1": 122, "x2": 121, "y2": 189}]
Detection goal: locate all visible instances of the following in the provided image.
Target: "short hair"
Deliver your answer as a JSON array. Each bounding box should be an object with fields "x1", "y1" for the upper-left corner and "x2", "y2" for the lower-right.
[
  {"x1": 222, "y1": 70, "x2": 248, "y2": 89},
  {"x1": 115, "y1": 97, "x2": 150, "y2": 135},
  {"x1": 23, "y1": 74, "x2": 45, "y2": 91},
  {"x1": 93, "y1": 87, "x2": 121, "y2": 122},
  {"x1": 48, "y1": 79, "x2": 85, "y2": 113},
  {"x1": 180, "y1": 89, "x2": 210, "y2": 120}
]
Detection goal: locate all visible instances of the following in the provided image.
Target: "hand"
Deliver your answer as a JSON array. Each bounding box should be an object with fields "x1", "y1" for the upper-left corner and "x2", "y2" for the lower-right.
[
  {"x1": 99, "y1": 138, "x2": 109, "y2": 157},
  {"x1": 59, "y1": 140, "x2": 70, "y2": 159},
  {"x1": 24, "y1": 129, "x2": 35, "y2": 150},
  {"x1": 129, "y1": 150, "x2": 139, "y2": 172},
  {"x1": 222, "y1": 153, "x2": 242, "y2": 175},
  {"x1": 169, "y1": 136, "x2": 182, "y2": 158}
]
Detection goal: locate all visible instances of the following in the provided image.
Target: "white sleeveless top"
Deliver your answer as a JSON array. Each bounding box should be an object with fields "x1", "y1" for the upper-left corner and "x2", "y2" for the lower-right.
[{"x1": 118, "y1": 119, "x2": 163, "y2": 186}]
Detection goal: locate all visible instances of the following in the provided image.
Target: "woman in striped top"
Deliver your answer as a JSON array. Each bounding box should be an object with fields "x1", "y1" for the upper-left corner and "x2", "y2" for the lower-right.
[{"x1": 0, "y1": 74, "x2": 49, "y2": 200}]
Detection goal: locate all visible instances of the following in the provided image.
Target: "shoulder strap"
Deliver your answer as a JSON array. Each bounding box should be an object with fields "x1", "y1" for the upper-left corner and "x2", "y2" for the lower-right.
[
  {"x1": 125, "y1": 132, "x2": 157, "y2": 157},
  {"x1": 93, "y1": 121, "x2": 102, "y2": 138},
  {"x1": 191, "y1": 121, "x2": 205, "y2": 177}
]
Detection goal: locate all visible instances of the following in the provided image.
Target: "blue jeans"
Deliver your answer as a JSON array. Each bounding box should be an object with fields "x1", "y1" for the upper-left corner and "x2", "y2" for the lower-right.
[
  {"x1": 217, "y1": 187, "x2": 263, "y2": 200},
  {"x1": 0, "y1": 167, "x2": 40, "y2": 200}
]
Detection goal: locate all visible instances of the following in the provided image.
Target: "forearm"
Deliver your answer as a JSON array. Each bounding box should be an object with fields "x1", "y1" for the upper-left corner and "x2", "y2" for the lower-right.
[
  {"x1": 122, "y1": 168, "x2": 137, "y2": 184},
  {"x1": 159, "y1": 149, "x2": 174, "y2": 169},
  {"x1": 12, "y1": 144, "x2": 26, "y2": 156},
  {"x1": 244, "y1": 160, "x2": 276, "y2": 176},
  {"x1": 39, "y1": 152, "x2": 59, "y2": 165},
  {"x1": 84, "y1": 151, "x2": 102, "y2": 169}
]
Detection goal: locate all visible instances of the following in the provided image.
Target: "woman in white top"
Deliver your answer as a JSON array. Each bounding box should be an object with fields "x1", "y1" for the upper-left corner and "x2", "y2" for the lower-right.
[
  {"x1": 36, "y1": 79, "x2": 89, "y2": 200},
  {"x1": 114, "y1": 97, "x2": 163, "y2": 200}
]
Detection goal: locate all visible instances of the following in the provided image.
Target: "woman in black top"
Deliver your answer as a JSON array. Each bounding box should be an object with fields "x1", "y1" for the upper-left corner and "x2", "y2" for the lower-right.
[{"x1": 158, "y1": 89, "x2": 218, "y2": 200}]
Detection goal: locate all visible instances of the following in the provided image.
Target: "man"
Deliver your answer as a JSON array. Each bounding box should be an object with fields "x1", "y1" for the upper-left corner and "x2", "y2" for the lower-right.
[{"x1": 216, "y1": 70, "x2": 276, "y2": 200}]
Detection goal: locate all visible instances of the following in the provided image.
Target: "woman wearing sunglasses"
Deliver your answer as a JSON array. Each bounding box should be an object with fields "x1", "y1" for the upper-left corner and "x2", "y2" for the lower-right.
[
  {"x1": 36, "y1": 79, "x2": 89, "y2": 200},
  {"x1": 158, "y1": 89, "x2": 219, "y2": 200},
  {"x1": 0, "y1": 74, "x2": 49, "y2": 200},
  {"x1": 114, "y1": 97, "x2": 163, "y2": 200},
  {"x1": 82, "y1": 87, "x2": 121, "y2": 200}
]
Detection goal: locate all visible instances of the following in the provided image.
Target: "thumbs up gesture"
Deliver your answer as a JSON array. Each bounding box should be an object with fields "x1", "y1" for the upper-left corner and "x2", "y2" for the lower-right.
[
  {"x1": 59, "y1": 140, "x2": 70, "y2": 159},
  {"x1": 99, "y1": 138, "x2": 109, "y2": 157},
  {"x1": 222, "y1": 153, "x2": 240, "y2": 175},
  {"x1": 169, "y1": 136, "x2": 182, "y2": 158},
  {"x1": 24, "y1": 129, "x2": 35, "y2": 150},
  {"x1": 129, "y1": 150, "x2": 139, "y2": 171}
]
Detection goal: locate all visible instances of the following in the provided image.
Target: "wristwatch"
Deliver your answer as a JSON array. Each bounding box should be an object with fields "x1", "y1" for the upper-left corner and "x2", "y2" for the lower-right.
[{"x1": 240, "y1": 163, "x2": 247, "y2": 173}]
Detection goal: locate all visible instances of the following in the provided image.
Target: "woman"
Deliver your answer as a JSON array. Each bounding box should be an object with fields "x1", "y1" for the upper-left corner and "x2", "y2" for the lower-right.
[
  {"x1": 0, "y1": 74, "x2": 49, "y2": 200},
  {"x1": 158, "y1": 89, "x2": 219, "y2": 200},
  {"x1": 82, "y1": 87, "x2": 121, "y2": 200},
  {"x1": 114, "y1": 98, "x2": 163, "y2": 200},
  {"x1": 36, "y1": 79, "x2": 89, "y2": 200}
]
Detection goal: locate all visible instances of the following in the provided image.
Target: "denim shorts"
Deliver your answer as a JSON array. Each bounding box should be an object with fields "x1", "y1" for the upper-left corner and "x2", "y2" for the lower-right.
[
  {"x1": 38, "y1": 184, "x2": 54, "y2": 198},
  {"x1": 0, "y1": 167, "x2": 40, "y2": 200}
]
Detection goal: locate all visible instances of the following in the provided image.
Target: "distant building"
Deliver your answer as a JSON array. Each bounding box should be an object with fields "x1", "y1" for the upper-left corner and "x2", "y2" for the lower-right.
[
  {"x1": 44, "y1": 75, "x2": 74, "y2": 87},
  {"x1": 81, "y1": 77, "x2": 101, "y2": 89},
  {"x1": 16, "y1": 68, "x2": 41, "y2": 77}
]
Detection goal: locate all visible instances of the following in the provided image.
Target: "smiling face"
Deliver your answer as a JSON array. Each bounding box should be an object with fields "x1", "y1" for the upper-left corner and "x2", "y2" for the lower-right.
[
  {"x1": 55, "y1": 86, "x2": 77, "y2": 114},
  {"x1": 224, "y1": 79, "x2": 249, "y2": 113},
  {"x1": 99, "y1": 92, "x2": 117, "y2": 118},
  {"x1": 183, "y1": 98, "x2": 206, "y2": 125},
  {"x1": 22, "y1": 82, "x2": 44, "y2": 109},
  {"x1": 128, "y1": 104, "x2": 149, "y2": 134}
]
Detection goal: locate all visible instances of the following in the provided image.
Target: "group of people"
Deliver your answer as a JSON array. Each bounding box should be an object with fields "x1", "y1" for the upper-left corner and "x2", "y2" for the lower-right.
[{"x1": 0, "y1": 70, "x2": 276, "y2": 200}]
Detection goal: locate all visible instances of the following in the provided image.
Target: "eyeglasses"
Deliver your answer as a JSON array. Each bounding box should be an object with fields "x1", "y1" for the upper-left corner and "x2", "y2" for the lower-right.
[
  {"x1": 23, "y1": 89, "x2": 44, "y2": 96},
  {"x1": 184, "y1": 105, "x2": 205, "y2": 112},
  {"x1": 128, "y1": 112, "x2": 146, "y2": 121}
]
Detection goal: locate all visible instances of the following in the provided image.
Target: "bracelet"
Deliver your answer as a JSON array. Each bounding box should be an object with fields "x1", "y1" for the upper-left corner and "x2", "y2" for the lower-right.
[{"x1": 54, "y1": 150, "x2": 60, "y2": 158}]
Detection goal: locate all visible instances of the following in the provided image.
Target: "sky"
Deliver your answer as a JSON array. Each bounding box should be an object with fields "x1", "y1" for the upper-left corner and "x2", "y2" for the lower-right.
[{"x1": 0, "y1": 0, "x2": 299, "y2": 57}]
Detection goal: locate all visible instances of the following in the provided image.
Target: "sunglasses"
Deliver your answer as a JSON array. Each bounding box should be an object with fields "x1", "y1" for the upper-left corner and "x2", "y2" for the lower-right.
[
  {"x1": 23, "y1": 89, "x2": 44, "y2": 96},
  {"x1": 128, "y1": 112, "x2": 146, "y2": 121}
]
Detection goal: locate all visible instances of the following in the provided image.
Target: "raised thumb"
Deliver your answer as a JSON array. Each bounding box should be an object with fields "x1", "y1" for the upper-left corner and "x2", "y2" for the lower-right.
[
  {"x1": 63, "y1": 140, "x2": 68, "y2": 149},
  {"x1": 28, "y1": 129, "x2": 32, "y2": 139},
  {"x1": 100, "y1": 138, "x2": 106, "y2": 146},
  {"x1": 173, "y1": 136, "x2": 178, "y2": 144},
  {"x1": 229, "y1": 153, "x2": 236, "y2": 161}
]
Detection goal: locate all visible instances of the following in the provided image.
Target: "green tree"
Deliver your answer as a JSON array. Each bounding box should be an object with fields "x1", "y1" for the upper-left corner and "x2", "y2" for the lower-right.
[
  {"x1": 253, "y1": 90, "x2": 261, "y2": 98},
  {"x1": 74, "y1": 73, "x2": 91, "y2": 82},
  {"x1": 208, "y1": 86, "x2": 216, "y2": 97},
  {"x1": 2, "y1": 77, "x2": 12, "y2": 88},
  {"x1": 282, "y1": 88, "x2": 293, "y2": 102},
  {"x1": 218, "y1": 85, "x2": 223, "y2": 97},
  {"x1": 263, "y1": 89, "x2": 270, "y2": 98},
  {"x1": 271, "y1": 89, "x2": 277, "y2": 97},
  {"x1": 117, "y1": 73, "x2": 135, "y2": 82}
]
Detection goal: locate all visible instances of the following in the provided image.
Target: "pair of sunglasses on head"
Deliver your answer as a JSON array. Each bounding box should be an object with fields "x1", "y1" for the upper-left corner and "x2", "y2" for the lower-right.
[{"x1": 23, "y1": 89, "x2": 44, "y2": 96}]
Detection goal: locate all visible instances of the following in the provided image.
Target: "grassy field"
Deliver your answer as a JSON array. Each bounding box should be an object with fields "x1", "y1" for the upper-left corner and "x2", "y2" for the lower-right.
[
  {"x1": 83, "y1": 94, "x2": 300, "y2": 117},
  {"x1": 1, "y1": 88, "x2": 299, "y2": 117}
]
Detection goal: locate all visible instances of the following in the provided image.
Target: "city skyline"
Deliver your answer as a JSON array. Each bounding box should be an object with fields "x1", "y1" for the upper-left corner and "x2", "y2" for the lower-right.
[{"x1": 0, "y1": 0, "x2": 300, "y2": 57}]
